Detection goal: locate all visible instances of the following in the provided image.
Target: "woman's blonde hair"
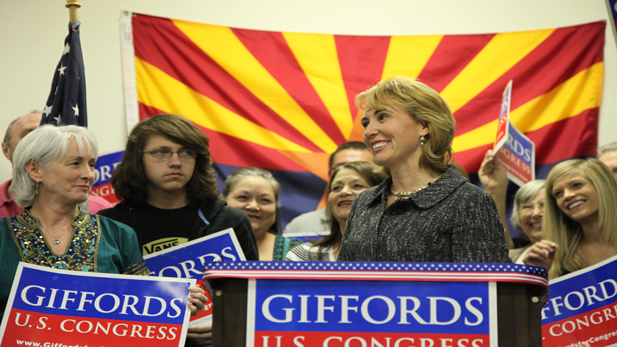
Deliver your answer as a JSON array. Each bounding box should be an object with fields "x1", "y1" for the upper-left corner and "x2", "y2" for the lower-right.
[
  {"x1": 543, "y1": 158, "x2": 617, "y2": 278},
  {"x1": 355, "y1": 76, "x2": 456, "y2": 174}
]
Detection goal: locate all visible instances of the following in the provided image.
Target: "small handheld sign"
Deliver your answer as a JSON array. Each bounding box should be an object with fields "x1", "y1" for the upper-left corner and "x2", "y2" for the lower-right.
[
  {"x1": 0, "y1": 262, "x2": 194, "y2": 347},
  {"x1": 493, "y1": 81, "x2": 536, "y2": 186},
  {"x1": 144, "y1": 228, "x2": 246, "y2": 326},
  {"x1": 91, "y1": 150, "x2": 124, "y2": 205},
  {"x1": 542, "y1": 255, "x2": 617, "y2": 346}
]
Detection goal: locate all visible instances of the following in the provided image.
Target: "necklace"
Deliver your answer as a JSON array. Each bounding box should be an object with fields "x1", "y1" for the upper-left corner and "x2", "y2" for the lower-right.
[
  {"x1": 40, "y1": 224, "x2": 73, "y2": 245},
  {"x1": 390, "y1": 176, "x2": 441, "y2": 197}
]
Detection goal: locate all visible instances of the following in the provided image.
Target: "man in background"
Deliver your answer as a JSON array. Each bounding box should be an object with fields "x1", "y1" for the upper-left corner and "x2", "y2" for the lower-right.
[
  {"x1": 1, "y1": 111, "x2": 111, "y2": 218},
  {"x1": 283, "y1": 141, "x2": 374, "y2": 239},
  {"x1": 598, "y1": 142, "x2": 617, "y2": 179}
]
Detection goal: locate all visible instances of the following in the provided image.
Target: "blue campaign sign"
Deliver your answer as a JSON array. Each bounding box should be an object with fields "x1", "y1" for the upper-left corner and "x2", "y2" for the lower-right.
[
  {"x1": 254, "y1": 279, "x2": 490, "y2": 334},
  {"x1": 498, "y1": 121, "x2": 535, "y2": 185},
  {"x1": 542, "y1": 255, "x2": 617, "y2": 346},
  {"x1": 144, "y1": 229, "x2": 246, "y2": 325},
  {"x1": 203, "y1": 261, "x2": 549, "y2": 346},
  {"x1": 93, "y1": 150, "x2": 124, "y2": 189},
  {"x1": 202, "y1": 261, "x2": 542, "y2": 347},
  {"x1": 494, "y1": 80, "x2": 512, "y2": 150},
  {"x1": 0, "y1": 263, "x2": 194, "y2": 347},
  {"x1": 91, "y1": 150, "x2": 124, "y2": 204},
  {"x1": 493, "y1": 81, "x2": 536, "y2": 186},
  {"x1": 144, "y1": 229, "x2": 246, "y2": 278}
]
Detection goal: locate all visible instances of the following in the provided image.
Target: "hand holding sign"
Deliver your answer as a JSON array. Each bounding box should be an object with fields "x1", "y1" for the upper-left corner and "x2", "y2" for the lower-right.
[
  {"x1": 187, "y1": 321, "x2": 213, "y2": 346},
  {"x1": 143, "y1": 228, "x2": 245, "y2": 347},
  {"x1": 188, "y1": 286, "x2": 208, "y2": 315}
]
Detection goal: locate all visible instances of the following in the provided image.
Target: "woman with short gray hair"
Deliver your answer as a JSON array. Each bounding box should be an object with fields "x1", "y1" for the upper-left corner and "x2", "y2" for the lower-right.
[
  {"x1": 0, "y1": 125, "x2": 151, "y2": 321},
  {"x1": 509, "y1": 180, "x2": 546, "y2": 263}
]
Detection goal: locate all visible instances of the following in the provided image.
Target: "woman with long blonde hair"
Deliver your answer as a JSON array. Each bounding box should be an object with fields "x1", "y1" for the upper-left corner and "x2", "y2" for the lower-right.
[{"x1": 524, "y1": 158, "x2": 617, "y2": 279}]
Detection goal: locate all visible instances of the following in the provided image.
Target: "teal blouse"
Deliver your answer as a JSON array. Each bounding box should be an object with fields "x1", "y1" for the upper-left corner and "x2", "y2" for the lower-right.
[
  {"x1": 0, "y1": 209, "x2": 148, "y2": 319},
  {"x1": 272, "y1": 234, "x2": 303, "y2": 261}
]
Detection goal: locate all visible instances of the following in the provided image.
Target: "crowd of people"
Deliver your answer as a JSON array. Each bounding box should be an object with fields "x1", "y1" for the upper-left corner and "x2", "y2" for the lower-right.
[{"x1": 1, "y1": 76, "x2": 617, "y2": 346}]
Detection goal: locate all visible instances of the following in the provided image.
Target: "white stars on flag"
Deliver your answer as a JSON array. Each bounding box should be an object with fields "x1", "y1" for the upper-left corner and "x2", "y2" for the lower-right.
[{"x1": 43, "y1": 105, "x2": 53, "y2": 117}]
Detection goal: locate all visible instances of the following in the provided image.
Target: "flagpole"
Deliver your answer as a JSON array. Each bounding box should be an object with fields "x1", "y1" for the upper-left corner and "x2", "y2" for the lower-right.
[{"x1": 65, "y1": 0, "x2": 81, "y2": 24}]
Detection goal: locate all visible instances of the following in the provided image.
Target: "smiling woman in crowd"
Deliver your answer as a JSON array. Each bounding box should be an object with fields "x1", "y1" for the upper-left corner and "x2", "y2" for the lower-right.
[
  {"x1": 338, "y1": 76, "x2": 509, "y2": 263},
  {"x1": 524, "y1": 158, "x2": 617, "y2": 279},
  {"x1": 286, "y1": 161, "x2": 387, "y2": 261},
  {"x1": 508, "y1": 180, "x2": 546, "y2": 263},
  {"x1": 0, "y1": 125, "x2": 152, "y2": 321},
  {"x1": 222, "y1": 167, "x2": 302, "y2": 261}
]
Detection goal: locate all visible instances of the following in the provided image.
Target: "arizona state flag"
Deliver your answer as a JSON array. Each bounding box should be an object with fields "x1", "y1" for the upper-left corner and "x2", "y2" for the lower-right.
[{"x1": 123, "y1": 12, "x2": 604, "y2": 227}]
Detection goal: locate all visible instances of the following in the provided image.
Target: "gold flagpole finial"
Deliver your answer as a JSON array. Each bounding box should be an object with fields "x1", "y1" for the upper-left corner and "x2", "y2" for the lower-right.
[{"x1": 65, "y1": 0, "x2": 81, "y2": 23}]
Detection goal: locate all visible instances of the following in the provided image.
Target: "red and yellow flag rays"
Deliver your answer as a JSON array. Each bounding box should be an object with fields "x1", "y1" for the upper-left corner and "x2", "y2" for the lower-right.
[{"x1": 132, "y1": 13, "x2": 604, "y2": 189}]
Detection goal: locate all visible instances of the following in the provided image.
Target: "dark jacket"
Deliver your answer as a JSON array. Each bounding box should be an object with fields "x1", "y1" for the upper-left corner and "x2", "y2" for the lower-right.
[
  {"x1": 339, "y1": 165, "x2": 510, "y2": 263},
  {"x1": 98, "y1": 200, "x2": 259, "y2": 261}
]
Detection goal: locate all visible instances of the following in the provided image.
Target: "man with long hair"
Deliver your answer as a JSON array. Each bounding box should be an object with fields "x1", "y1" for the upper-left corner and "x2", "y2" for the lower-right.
[{"x1": 99, "y1": 114, "x2": 258, "y2": 346}]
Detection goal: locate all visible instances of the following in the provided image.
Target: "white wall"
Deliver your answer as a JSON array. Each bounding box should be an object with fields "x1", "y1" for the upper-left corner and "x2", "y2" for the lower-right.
[{"x1": 1, "y1": 0, "x2": 615, "y2": 182}]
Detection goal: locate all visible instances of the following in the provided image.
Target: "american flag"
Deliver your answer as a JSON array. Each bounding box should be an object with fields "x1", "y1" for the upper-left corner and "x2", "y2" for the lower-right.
[{"x1": 40, "y1": 21, "x2": 87, "y2": 127}]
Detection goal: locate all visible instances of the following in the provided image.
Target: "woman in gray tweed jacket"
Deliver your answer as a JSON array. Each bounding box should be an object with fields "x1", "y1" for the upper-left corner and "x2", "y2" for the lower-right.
[{"x1": 338, "y1": 77, "x2": 510, "y2": 263}]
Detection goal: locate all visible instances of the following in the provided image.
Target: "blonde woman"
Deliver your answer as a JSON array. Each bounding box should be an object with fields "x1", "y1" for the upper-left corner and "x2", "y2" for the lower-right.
[
  {"x1": 339, "y1": 77, "x2": 509, "y2": 263},
  {"x1": 524, "y1": 159, "x2": 617, "y2": 279}
]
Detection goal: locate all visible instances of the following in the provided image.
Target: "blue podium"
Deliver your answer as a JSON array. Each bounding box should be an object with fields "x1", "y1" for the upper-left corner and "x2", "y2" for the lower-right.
[{"x1": 203, "y1": 261, "x2": 548, "y2": 347}]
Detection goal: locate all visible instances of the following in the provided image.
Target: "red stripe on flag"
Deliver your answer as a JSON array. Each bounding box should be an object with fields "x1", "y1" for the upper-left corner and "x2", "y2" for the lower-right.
[
  {"x1": 335, "y1": 35, "x2": 391, "y2": 122},
  {"x1": 139, "y1": 103, "x2": 167, "y2": 119},
  {"x1": 195, "y1": 123, "x2": 308, "y2": 171},
  {"x1": 454, "y1": 22, "x2": 604, "y2": 137},
  {"x1": 418, "y1": 34, "x2": 496, "y2": 93},
  {"x1": 232, "y1": 28, "x2": 346, "y2": 145},
  {"x1": 527, "y1": 108, "x2": 598, "y2": 163},
  {"x1": 132, "y1": 14, "x2": 322, "y2": 152},
  {"x1": 456, "y1": 108, "x2": 598, "y2": 173}
]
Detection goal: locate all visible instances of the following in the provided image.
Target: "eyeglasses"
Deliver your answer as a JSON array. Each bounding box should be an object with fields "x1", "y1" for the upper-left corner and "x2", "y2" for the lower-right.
[{"x1": 144, "y1": 148, "x2": 197, "y2": 160}]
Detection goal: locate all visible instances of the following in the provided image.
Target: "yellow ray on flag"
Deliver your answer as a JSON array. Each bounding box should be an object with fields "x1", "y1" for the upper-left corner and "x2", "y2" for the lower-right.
[
  {"x1": 452, "y1": 62, "x2": 603, "y2": 153},
  {"x1": 135, "y1": 58, "x2": 311, "y2": 153},
  {"x1": 172, "y1": 20, "x2": 337, "y2": 153},
  {"x1": 283, "y1": 32, "x2": 354, "y2": 140},
  {"x1": 278, "y1": 150, "x2": 331, "y2": 182},
  {"x1": 441, "y1": 28, "x2": 555, "y2": 113},
  {"x1": 381, "y1": 35, "x2": 444, "y2": 80},
  {"x1": 513, "y1": 62, "x2": 603, "y2": 131}
]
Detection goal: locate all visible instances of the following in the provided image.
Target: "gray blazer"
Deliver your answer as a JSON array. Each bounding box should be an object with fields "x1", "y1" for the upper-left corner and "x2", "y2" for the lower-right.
[{"x1": 339, "y1": 165, "x2": 510, "y2": 263}]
